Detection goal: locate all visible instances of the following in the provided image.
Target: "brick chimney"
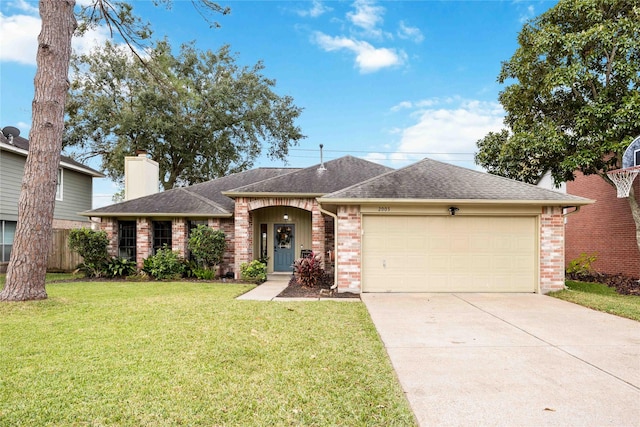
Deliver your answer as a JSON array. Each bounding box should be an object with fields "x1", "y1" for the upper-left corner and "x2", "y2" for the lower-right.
[{"x1": 124, "y1": 151, "x2": 160, "y2": 200}]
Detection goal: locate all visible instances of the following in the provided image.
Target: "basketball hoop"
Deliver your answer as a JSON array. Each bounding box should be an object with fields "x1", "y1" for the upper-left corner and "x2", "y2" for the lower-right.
[{"x1": 607, "y1": 166, "x2": 640, "y2": 198}]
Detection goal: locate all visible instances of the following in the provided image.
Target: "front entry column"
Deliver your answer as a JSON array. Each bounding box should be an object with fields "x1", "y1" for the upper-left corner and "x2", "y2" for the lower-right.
[
  {"x1": 234, "y1": 197, "x2": 252, "y2": 278},
  {"x1": 311, "y1": 200, "x2": 326, "y2": 264}
]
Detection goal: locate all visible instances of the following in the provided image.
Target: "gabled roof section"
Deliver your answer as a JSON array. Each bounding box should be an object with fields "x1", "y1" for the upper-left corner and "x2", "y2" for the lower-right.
[
  {"x1": 321, "y1": 158, "x2": 593, "y2": 205},
  {"x1": 0, "y1": 131, "x2": 104, "y2": 178},
  {"x1": 83, "y1": 167, "x2": 296, "y2": 217},
  {"x1": 225, "y1": 156, "x2": 393, "y2": 196}
]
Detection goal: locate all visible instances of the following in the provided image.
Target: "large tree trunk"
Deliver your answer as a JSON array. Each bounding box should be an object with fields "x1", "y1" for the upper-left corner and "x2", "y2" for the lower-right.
[{"x1": 0, "y1": 1, "x2": 77, "y2": 301}]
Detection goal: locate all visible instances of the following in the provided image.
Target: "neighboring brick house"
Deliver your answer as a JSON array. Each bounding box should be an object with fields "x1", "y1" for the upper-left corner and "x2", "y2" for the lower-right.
[
  {"x1": 563, "y1": 135, "x2": 640, "y2": 278},
  {"x1": 84, "y1": 156, "x2": 592, "y2": 294},
  {"x1": 565, "y1": 172, "x2": 640, "y2": 278},
  {"x1": 0, "y1": 126, "x2": 103, "y2": 270}
]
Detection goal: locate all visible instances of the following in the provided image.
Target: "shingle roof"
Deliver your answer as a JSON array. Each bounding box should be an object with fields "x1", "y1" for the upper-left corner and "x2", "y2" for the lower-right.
[
  {"x1": 321, "y1": 158, "x2": 593, "y2": 204},
  {"x1": 225, "y1": 156, "x2": 393, "y2": 195},
  {"x1": 186, "y1": 168, "x2": 301, "y2": 211},
  {"x1": 84, "y1": 167, "x2": 297, "y2": 216},
  {"x1": 0, "y1": 131, "x2": 104, "y2": 177}
]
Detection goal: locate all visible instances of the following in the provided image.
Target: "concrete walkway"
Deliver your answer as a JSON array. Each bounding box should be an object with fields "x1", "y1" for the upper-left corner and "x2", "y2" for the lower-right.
[
  {"x1": 362, "y1": 293, "x2": 640, "y2": 427},
  {"x1": 236, "y1": 273, "x2": 291, "y2": 301}
]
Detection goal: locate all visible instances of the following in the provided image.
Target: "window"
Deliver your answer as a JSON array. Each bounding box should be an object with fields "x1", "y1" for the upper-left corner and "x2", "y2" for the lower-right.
[
  {"x1": 1, "y1": 221, "x2": 16, "y2": 262},
  {"x1": 118, "y1": 221, "x2": 136, "y2": 261},
  {"x1": 260, "y1": 223, "x2": 268, "y2": 261},
  {"x1": 56, "y1": 168, "x2": 63, "y2": 201},
  {"x1": 635, "y1": 149, "x2": 640, "y2": 167},
  {"x1": 153, "y1": 221, "x2": 172, "y2": 253}
]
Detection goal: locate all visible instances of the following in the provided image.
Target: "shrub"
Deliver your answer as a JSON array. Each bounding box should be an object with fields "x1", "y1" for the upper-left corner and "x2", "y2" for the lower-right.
[
  {"x1": 68, "y1": 228, "x2": 109, "y2": 277},
  {"x1": 106, "y1": 257, "x2": 137, "y2": 277},
  {"x1": 240, "y1": 260, "x2": 267, "y2": 283},
  {"x1": 143, "y1": 246, "x2": 185, "y2": 280},
  {"x1": 193, "y1": 268, "x2": 216, "y2": 280},
  {"x1": 188, "y1": 225, "x2": 226, "y2": 270},
  {"x1": 566, "y1": 252, "x2": 597, "y2": 276},
  {"x1": 293, "y1": 252, "x2": 324, "y2": 288}
]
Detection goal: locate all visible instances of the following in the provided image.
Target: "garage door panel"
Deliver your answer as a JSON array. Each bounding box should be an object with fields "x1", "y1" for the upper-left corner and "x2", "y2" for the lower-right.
[{"x1": 363, "y1": 216, "x2": 537, "y2": 293}]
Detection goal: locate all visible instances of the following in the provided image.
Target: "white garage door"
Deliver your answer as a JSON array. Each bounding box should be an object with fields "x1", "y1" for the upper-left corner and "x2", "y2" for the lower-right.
[{"x1": 362, "y1": 215, "x2": 537, "y2": 292}]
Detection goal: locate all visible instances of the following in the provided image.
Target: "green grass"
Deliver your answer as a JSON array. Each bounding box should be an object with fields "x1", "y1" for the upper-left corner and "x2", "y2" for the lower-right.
[
  {"x1": 0, "y1": 281, "x2": 416, "y2": 426},
  {"x1": 0, "y1": 272, "x2": 83, "y2": 287},
  {"x1": 550, "y1": 280, "x2": 640, "y2": 321}
]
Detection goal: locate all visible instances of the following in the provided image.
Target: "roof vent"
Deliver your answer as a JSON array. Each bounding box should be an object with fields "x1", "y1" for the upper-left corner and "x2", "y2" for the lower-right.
[
  {"x1": 318, "y1": 144, "x2": 326, "y2": 171},
  {"x1": 2, "y1": 126, "x2": 20, "y2": 144}
]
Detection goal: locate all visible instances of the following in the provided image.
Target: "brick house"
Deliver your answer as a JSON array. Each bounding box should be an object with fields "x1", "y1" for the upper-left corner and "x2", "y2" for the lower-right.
[
  {"x1": 565, "y1": 175, "x2": 640, "y2": 278},
  {"x1": 83, "y1": 156, "x2": 592, "y2": 294},
  {"x1": 564, "y1": 135, "x2": 640, "y2": 278}
]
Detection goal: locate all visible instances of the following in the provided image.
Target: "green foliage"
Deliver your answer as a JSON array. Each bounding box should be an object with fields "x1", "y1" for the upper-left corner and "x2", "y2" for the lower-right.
[
  {"x1": 188, "y1": 225, "x2": 226, "y2": 269},
  {"x1": 476, "y1": 0, "x2": 640, "y2": 184},
  {"x1": 566, "y1": 252, "x2": 598, "y2": 276},
  {"x1": 240, "y1": 260, "x2": 267, "y2": 283},
  {"x1": 64, "y1": 39, "x2": 305, "y2": 190},
  {"x1": 293, "y1": 252, "x2": 324, "y2": 288},
  {"x1": 193, "y1": 268, "x2": 216, "y2": 280},
  {"x1": 68, "y1": 228, "x2": 110, "y2": 277},
  {"x1": 143, "y1": 246, "x2": 185, "y2": 280},
  {"x1": 106, "y1": 257, "x2": 138, "y2": 277}
]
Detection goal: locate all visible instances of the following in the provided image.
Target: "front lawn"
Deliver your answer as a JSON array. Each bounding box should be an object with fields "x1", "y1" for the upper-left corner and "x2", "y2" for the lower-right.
[
  {"x1": 0, "y1": 281, "x2": 416, "y2": 426},
  {"x1": 550, "y1": 280, "x2": 640, "y2": 321}
]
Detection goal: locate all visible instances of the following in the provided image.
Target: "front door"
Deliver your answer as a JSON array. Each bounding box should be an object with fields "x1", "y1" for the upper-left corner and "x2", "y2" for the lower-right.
[{"x1": 273, "y1": 224, "x2": 295, "y2": 271}]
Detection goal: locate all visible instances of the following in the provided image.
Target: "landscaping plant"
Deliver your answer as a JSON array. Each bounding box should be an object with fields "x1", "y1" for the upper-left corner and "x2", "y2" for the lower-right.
[
  {"x1": 68, "y1": 228, "x2": 110, "y2": 277},
  {"x1": 106, "y1": 257, "x2": 138, "y2": 278},
  {"x1": 188, "y1": 225, "x2": 226, "y2": 272},
  {"x1": 240, "y1": 259, "x2": 267, "y2": 283},
  {"x1": 293, "y1": 252, "x2": 324, "y2": 287},
  {"x1": 143, "y1": 246, "x2": 185, "y2": 280}
]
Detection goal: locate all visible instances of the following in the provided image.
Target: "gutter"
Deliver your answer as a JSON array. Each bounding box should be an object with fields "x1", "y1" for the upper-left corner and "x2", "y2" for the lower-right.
[
  {"x1": 317, "y1": 203, "x2": 338, "y2": 290},
  {"x1": 562, "y1": 206, "x2": 581, "y2": 217}
]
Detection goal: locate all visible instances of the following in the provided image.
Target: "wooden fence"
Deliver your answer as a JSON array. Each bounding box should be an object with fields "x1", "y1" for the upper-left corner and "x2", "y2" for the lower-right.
[{"x1": 47, "y1": 228, "x2": 83, "y2": 272}]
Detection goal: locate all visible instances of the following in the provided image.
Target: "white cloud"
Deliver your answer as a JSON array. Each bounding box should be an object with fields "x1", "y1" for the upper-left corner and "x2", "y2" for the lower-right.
[
  {"x1": 9, "y1": 0, "x2": 38, "y2": 14},
  {"x1": 297, "y1": 0, "x2": 332, "y2": 18},
  {"x1": 1, "y1": 9, "x2": 112, "y2": 66},
  {"x1": 347, "y1": 0, "x2": 385, "y2": 38},
  {"x1": 375, "y1": 98, "x2": 505, "y2": 167},
  {"x1": 0, "y1": 13, "x2": 40, "y2": 65},
  {"x1": 314, "y1": 32, "x2": 405, "y2": 73},
  {"x1": 397, "y1": 21, "x2": 424, "y2": 43},
  {"x1": 519, "y1": 5, "x2": 535, "y2": 23}
]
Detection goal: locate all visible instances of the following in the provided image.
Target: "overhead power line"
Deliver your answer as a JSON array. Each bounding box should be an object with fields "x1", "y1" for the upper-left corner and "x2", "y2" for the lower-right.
[{"x1": 289, "y1": 148, "x2": 476, "y2": 155}]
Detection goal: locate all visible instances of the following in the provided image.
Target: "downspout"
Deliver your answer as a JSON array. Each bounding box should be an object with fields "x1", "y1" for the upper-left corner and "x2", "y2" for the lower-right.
[{"x1": 318, "y1": 203, "x2": 338, "y2": 290}]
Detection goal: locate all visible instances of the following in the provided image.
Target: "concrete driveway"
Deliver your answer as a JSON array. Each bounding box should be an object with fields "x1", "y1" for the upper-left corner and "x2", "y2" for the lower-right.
[{"x1": 361, "y1": 293, "x2": 640, "y2": 427}]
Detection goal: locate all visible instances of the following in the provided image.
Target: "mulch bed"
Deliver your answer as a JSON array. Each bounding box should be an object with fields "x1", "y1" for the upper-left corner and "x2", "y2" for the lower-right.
[
  {"x1": 567, "y1": 272, "x2": 640, "y2": 295},
  {"x1": 277, "y1": 275, "x2": 360, "y2": 299}
]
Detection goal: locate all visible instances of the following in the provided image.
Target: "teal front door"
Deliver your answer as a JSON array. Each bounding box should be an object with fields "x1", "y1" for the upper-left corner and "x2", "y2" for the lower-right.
[{"x1": 274, "y1": 224, "x2": 295, "y2": 271}]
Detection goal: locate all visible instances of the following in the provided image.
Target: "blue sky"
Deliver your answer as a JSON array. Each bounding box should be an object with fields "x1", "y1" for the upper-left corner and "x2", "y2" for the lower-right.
[{"x1": 0, "y1": 0, "x2": 557, "y2": 207}]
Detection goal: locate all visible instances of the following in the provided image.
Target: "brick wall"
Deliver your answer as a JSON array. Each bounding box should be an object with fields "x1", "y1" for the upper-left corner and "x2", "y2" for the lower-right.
[
  {"x1": 172, "y1": 218, "x2": 187, "y2": 258},
  {"x1": 324, "y1": 215, "x2": 335, "y2": 273},
  {"x1": 566, "y1": 172, "x2": 640, "y2": 277},
  {"x1": 311, "y1": 200, "x2": 326, "y2": 266},
  {"x1": 101, "y1": 218, "x2": 118, "y2": 258},
  {"x1": 336, "y1": 205, "x2": 361, "y2": 293},
  {"x1": 136, "y1": 218, "x2": 151, "y2": 268},
  {"x1": 234, "y1": 198, "x2": 251, "y2": 278},
  {"x1": 540, "y1": 206, "x2": 565, "y2": 293},
  {"x1": 219, "y1": 218, "x2": 235, "y2": 276}
]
